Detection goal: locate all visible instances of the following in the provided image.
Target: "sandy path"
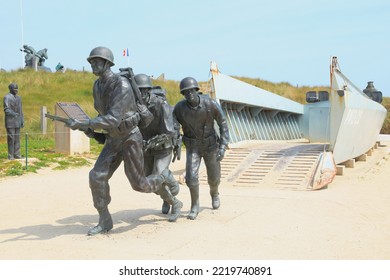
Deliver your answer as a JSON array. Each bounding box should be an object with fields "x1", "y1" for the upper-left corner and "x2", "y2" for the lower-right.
[{"x1": 0, "y1": 141, "x2": 390, "y2": 260}]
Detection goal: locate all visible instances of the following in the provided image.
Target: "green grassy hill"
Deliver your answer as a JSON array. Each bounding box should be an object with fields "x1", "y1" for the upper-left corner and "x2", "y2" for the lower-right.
[{"x1": 1, "y1": 69, "x2": 389, "y2": 140}]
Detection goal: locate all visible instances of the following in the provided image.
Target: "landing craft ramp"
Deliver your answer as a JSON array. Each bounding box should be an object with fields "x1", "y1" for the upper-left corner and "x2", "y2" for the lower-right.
[
  {"x1": 206, "y1": 62, "x2": 333, "y2": 190},
  {"x1": 209, "y1": 61, "x2": 303, "y2": 143},
  {"x1": 200, "y1": 141, "x2": 327, "y2": 191}
]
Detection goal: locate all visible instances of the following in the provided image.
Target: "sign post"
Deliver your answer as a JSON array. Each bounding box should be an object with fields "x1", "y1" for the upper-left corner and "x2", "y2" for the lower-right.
[{"x1": 54, "y1": 102, "x2": 90, "y2": 154}]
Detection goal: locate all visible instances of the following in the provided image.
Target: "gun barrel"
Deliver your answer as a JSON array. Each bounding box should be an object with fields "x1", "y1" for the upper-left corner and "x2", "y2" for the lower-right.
[
  {"x1": 45, "y1": 113, "x2": 70, "y2": 123},
  {"x1": 177, "y1": 136, "x2": 182, "y2": 160}
]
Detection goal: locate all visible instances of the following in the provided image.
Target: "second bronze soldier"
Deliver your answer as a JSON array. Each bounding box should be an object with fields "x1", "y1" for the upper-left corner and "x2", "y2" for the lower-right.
[{"x1": 135, "y1": 73, "x2": 183, "y2": 222}]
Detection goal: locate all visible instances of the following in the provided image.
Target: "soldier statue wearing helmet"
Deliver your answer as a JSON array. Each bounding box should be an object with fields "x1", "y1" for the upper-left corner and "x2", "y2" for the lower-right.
[
  {"x1": 66, "y1": 46, "x2": 179, "y2": 235},
  {"x1": 173, "y1": 77, "x2": 230, "y2": 220},
  {"x1": 87, "y1": 46, "x2": 115, "y2": 66},
  {"x1": 179, "y1": 77, "x2": 200, "y2": 92},
  {"x1": 134, "y1": 73, "x2": 182, "y2": 222},
  {"x1": 134, "y1": 74, "x2": 153, "y2": 101}
]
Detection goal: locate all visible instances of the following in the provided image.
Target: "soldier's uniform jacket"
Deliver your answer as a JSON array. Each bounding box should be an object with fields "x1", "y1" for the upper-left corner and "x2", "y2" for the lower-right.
[
  {"x1": 173, "y1": 94, "x2": 229, "y2": 151},
  {"x1": 3, "y1": 92, "x2": 24, "y2": 128},
  {"x1": 140, "y1": 92, "x2": 177, "y2": 152},
  {"x1": 89, "y1": 70, "x2": 140, "y2": 137}
]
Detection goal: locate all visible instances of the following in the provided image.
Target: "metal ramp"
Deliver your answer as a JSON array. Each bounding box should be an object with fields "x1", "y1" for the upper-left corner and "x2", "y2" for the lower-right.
[{"x1": 199, "y1": 141, "x2": 327, "y2": 191}]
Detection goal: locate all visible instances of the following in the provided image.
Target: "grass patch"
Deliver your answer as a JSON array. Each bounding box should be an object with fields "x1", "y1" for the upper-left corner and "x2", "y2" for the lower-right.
[
  {"x1": 0, "y1": 137, "x2": 97, "y2": 177},
  {"x1": 1, "y1": 160, "x2": 24, "y2": 176}
]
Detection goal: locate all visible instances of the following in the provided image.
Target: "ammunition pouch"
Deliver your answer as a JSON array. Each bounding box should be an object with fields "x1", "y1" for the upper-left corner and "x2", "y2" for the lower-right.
[
  {"x1": 143, "y1": 134, "x2": 172, "y2": 152},
  {"x1": 84, "y1": 129, "x2": 106, "y2": 144},
  {"x1": 109, "y1": 113, "x2": 140, "y2": 138}
]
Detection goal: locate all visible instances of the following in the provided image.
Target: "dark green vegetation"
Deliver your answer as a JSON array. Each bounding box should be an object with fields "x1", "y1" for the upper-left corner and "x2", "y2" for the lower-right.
[{"x1": 0, "y1": 69, "x2": 388, "y2": 177}]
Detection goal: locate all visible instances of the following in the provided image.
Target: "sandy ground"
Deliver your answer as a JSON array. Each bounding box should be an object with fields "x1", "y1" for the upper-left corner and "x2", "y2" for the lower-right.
[{"x1": 1, "y1": 141, "x2": 390, "y2": 260}]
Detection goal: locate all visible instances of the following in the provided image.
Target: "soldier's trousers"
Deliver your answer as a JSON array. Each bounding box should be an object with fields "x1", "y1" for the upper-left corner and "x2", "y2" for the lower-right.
[
  {"x1": 89, "y1": 127, "x2": 164, "y2": 211},
  {"x1": 144, "y1": 148, "x2": 172, "y2": 176},
  {"x1": 144, "y1": 148, "x2": 179, "y2": 196},
  {"x1": 185, "y1": 147, "x2": 221, "y2": 190},
  {"x1": 6, "y1": 128, "x2": 21, "y2": 159}
]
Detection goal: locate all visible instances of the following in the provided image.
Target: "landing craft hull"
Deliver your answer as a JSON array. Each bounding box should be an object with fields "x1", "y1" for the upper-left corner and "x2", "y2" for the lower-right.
[
  {"x1": 209, "y1": 58, "x2": 387, "y2": 189},
  {"x1": 330, "y1": 67, "x2": 387, "y2": 164}
]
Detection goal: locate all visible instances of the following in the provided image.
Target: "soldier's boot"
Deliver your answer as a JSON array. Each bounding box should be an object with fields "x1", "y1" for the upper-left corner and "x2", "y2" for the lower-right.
[
  {"x1": 210, "y1": 185, "x2": 220, "y2": 210},
  {"x1": 87, "y1": 207, "x2": 113, "y2": 236},
  {"x1": 160, "y1": 169, "x2": 180, "y2": 215},
  {"x1": 168, "y1": 198, "x2": 183, "y2": 222},
  {"x1": 161, "y1": 201, "x2": 170, "y2": 214},
  {"x1": 187, "y1": 185, "x2": 200, "y2": 220},
  {"x1": 159, "y1": 185, "x2": 183, "y2": 222}
]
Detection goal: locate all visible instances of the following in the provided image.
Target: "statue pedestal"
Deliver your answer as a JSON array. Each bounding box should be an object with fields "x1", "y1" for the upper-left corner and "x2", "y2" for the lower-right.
[{"x1": 54, "y1": 102, "x2": 90, "y2": 155}]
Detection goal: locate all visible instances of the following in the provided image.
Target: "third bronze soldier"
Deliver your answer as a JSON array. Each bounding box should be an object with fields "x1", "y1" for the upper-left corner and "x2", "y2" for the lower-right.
[{"x1": 173, "y1": 77, "x2": 230, "y2": 220}]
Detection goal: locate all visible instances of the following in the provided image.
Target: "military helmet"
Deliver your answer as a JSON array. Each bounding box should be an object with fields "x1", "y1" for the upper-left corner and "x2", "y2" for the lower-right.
[
  {"x1": 87, "y1": 46, "x2": 115, "y2": 66},
  {"x1": 8, "y1": 83, "x2": 18, "y2": 91},
  {"x1": 179, "y1": 77, "x2": 199, "y2": 93},
  {"x1": 134, "y1": 74, "x2": 152, "y2": 88}
]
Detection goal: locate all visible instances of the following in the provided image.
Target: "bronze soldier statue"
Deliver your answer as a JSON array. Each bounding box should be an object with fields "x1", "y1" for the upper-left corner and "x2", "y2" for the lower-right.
[
  {"x1": 66, "y1": 47, "x2": 176, "y2": 235},
  {"x1": 134, "y1": 73, "x2": 183, "y2": 222},
  {"x1": 3, "y1": 83, "x2": 24, "y2": 160},
  {"x1": 173, "y1": 77, "x2": 230, "y2": 220}
]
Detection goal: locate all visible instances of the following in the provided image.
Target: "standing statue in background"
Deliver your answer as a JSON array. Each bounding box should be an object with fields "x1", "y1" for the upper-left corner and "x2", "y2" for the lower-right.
[
  {"x1": 66, "y1": 46, "x2": 178, "y2": 235},
  {"x1": 173, "y1": 77, "x2": 230, "y2": 220},
  {"x1": 20, "y1": 45, "x2": 51, "y2": 72},
  {"x1": 134, "y1": 73, "x2": 182, "y2": 222},
  {"x1": 3, "y1": 83, "x2": 24, "y2": 160}
]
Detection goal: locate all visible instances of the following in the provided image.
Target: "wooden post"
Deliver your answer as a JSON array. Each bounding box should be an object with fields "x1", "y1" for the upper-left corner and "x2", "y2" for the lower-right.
[{"x1": 40, "y1": 106, "x2": 47, "y2": 135}]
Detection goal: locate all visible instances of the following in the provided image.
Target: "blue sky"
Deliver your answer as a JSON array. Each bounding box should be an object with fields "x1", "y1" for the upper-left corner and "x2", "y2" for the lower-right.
[{"x1": 1, "y1": 0, "x2": 389, "y2": 96}]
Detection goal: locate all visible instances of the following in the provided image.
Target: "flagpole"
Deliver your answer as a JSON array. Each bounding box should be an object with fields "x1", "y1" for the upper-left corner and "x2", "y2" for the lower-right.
[
  {"x1": 123, "y1": 48, "x2": 130, "y2": 67},
  {"x1": 20, "y1": 0, "x2": 25, "y2": 68},
  {"x1": 126, "y1": 48, "x2": 130, "y2": 67}
]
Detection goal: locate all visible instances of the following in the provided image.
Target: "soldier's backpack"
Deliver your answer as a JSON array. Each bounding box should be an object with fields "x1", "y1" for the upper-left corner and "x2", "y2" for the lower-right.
[
  {"x1": 118, "y1": 67, "x2": 154, "y2": 128},
  {"x1": 150, "y1": 86, "x2": 167, "y2": 98}
]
